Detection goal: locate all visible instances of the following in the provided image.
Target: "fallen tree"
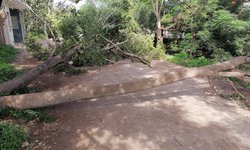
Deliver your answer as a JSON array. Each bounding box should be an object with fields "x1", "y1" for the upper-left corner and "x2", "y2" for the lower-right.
[
  {"x1": 0, "y1": 55, "x2": 249, "y2": 109},
  {"x1": 0, "y1": 46, "x2": 81, "y2": 94},
  {"x1": 0, "y1": 35, "x2": 151, "y2": 95},
  {"x1": 0, "y1": 35, "x2": 98, "y2": 94}
]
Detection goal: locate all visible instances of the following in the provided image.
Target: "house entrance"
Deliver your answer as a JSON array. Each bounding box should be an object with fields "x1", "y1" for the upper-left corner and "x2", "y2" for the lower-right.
[{"x1": 10, "y1": 9, "x2": 23, "y2": 43}]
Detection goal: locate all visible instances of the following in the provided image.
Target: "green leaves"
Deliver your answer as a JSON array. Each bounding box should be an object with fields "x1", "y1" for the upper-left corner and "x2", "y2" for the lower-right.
[
  {"x1": 0, "y1": 45, "x2": 18, "y2": 83},
  {"x1": 0, "y1": 122, "x2": 28, "y2": 150}
]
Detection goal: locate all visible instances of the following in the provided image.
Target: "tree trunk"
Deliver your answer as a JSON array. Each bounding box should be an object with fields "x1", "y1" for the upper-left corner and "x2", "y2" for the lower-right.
[
  {"x1": 0, "y1": 46, "x2": 80, "y2": 94},
  {"x1": 1, "y1": 56, "x2": 249, "y2": 109},
  {"x1": 156, "y1": 18, "x2": 162, "y2": 41}
]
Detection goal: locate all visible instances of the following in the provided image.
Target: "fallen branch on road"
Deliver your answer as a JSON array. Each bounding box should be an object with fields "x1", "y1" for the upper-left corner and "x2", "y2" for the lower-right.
[{"x1": 0, "y1": 55, "x2": 249, "y2": 109}]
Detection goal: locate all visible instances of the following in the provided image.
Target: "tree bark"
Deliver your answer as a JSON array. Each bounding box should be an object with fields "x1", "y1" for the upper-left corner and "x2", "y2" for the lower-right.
[
  {"x1": 151, "y1": 0, "x2": 164, "y2": 46},
  {"x1": 0, "y1": 56, "x2": 249, "y2": 109},
  {"x1": 156, "y1": 17, "x2": 163, "y2": 43}
]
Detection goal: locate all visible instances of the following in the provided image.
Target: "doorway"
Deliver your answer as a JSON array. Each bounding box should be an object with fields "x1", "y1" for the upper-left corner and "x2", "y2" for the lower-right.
[{"x1": 10, "y1": 9, "x2": 23, "y2": 43}]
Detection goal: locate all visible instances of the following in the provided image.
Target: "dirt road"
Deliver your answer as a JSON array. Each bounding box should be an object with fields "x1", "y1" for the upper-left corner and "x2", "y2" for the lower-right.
[
  {"x1": 12, "y1": 48, "x2": 250, "y2": 150},
  {"x1": 25, "y1": 62, "x2": 250, "y2": 150}
]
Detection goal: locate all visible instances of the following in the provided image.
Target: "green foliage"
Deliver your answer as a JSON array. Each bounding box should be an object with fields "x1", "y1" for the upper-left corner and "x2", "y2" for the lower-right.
[
  {"x1": 0, "y1": 122, "x2": 28, "y2": 150},
  {"x1": 212, "y1": 9, "x2": 250, "y2": 56},
  {"x1": 211, "y1": 48, "x2": 232, "y2": 62},
  {"x1": 0, "y1": 63, "x2": 18, "y2": 83},
  {"x1": 239, "y1": 6, "x2": 250, "y2": 21},
  {"x1": 57, "y1": 4, "x2": 108, "y2": 66},
  {"x1": 24, "y1": 32, "x2": 49, "y2": 61},
  {"x1": 57, "y1": 1, "x2": 147, "y2": 66},
  {"x1": 169, "y1": 33, "x2": 199, "y2": 53},
  {"x1": 170, "y1": 51, "x2": 214, "y2": 67},
  {"x1": 0, "y1": 109, "x2": 56, "y2": 123},
  {"x1": 23, "y1": 0, "x2": 249, "y2": 68},
  {"x1": 134, "y1": 2, "x2": 156, "y2": 30},
  {"x1": 239, "y1": 64, "x2": 250, "y2": 72},
  {"x1": 0, "y1": 45, "x2": 17, "y2": 63},
  {"x1": 0, "y1": 45, "x2": 18, "y2": 83},
  {"x1": 121, "y1": 32, "x2": 166, "y2": 61},
  {"x1": 163, "y1": 0, "x2": 250, "y2": 59},
  {"x1": 22, "y1": 0, "x2": 54, "y2": 35}
]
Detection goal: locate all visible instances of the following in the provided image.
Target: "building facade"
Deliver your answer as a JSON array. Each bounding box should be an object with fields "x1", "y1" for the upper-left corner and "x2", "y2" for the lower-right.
[{"x1": 0, "y1": 0, "x2": 29, "y2": 45}]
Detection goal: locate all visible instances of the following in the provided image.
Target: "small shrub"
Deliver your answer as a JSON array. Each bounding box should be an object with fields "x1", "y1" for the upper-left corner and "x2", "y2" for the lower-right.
[
  {"x1": 0, "y1": 109, "x2": 56, "y2": 123},
  {"x1": 0, "y1": 122, "x2": 28, "y2": 150}
]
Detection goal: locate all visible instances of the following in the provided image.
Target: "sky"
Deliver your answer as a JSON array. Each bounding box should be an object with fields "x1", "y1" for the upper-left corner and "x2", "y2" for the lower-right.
[{"x1": 53, "y1": 0, "x2": 86, "y2": 9}]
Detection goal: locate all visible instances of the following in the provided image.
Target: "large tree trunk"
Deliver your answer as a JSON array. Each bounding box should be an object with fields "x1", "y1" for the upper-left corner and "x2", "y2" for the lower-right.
[
  {"x1": 0, "y1": 46, "x2": 80, "y2": 94},
  {"x1": 156, "y1": 17, "x2": 163, "y2": 43},
  {"x1": 151, "y1": 0, "x2": 164, "y2": 47},
  {"x1": 0, "y1": 56, "x2": 249, "y2": 109}
]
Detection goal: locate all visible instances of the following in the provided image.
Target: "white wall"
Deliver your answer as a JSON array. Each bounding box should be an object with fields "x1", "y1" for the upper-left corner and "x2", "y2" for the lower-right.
[{"x1": 2, "y1": 3, "x2": 14, "y2": 45}]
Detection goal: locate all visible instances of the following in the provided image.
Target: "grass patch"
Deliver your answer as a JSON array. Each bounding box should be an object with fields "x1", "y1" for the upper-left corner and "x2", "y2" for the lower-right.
[
  {"x1": 169, "y1": 51, "x2": 215, "y2": 67},
  {"x1": 0, "y1": 45, "x2": 17, "y2": 63},
  {"x1": 0, "y1": 44, "x2": 39, "y2": 96},
  {"x1": 0, "y1": 45, "x2": 18, "y2": 83},
  {"x1": 0, "y1": 122, "x2": 28, "y2": 150},
  {"x1": 0, "y1": 109, "x2": 56, "y2": 123},
  {"x1": 0, "y1": 63, "x2": 18, "y2": 83}
]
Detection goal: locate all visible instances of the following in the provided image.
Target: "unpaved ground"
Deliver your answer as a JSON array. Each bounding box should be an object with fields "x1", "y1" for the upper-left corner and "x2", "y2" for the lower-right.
[
  {"x1": 12, "y1": 48, "x2": 250, "y2": 150},
  {"x1": 13, "y1": 46, "x2": 41, "y2": 70}
]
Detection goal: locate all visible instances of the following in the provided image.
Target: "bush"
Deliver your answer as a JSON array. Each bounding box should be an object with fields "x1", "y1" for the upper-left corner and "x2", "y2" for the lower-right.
[
  {"x1": 0, "y1": 122, "x2": 28, "y2": 150},
  {"x1": 239, "y1": 6, "x2": 250, "y2": 21},
  {"x1": 121, "y1": 32, "x2": 166, "y2": 61},
  {"x1": 170, "y1": 51, "x2": 215, "y2": 67},
  {"x1": 24, "y1": 32, "x2": 49, "y2": 61}
]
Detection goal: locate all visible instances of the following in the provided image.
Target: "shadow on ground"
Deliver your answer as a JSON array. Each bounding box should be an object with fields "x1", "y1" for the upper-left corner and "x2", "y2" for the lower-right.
[{"x1": 29, "y1": 78, "x2": 250, "y2": 150}]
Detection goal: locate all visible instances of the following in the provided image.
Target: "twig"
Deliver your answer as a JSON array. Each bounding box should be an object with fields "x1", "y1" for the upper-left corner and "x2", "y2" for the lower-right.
[
  {"x1": 26, "y1": 4, "x2": 56, "y2": 40},
  {"x1": 207, "y1": 76, "x2": 219, "y2": 95},
  {"x1": 227, "y1": 78, "x2": 247, "y2": 99}
]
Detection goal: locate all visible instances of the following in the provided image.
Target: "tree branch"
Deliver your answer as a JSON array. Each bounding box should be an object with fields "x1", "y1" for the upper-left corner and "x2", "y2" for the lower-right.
[{"x1": 99, "y1": 35, "x2": 150, "y2": 66}]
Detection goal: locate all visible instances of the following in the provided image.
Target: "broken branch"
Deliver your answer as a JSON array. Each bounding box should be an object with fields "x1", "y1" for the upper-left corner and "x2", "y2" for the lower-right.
[{"x1": 99, "y1": 35, "x2": 151, "y2": 66}]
